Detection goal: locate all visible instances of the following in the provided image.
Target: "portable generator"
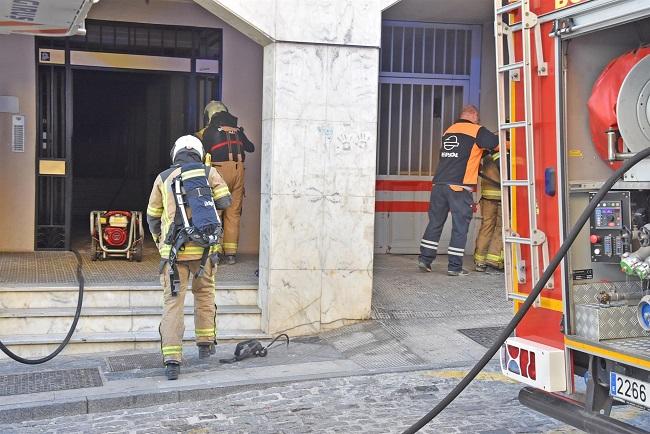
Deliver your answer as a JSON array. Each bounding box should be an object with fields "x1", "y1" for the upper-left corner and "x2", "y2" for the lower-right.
[{"x1": 90, "y1": 210, "x2": 144, "y2": 261}]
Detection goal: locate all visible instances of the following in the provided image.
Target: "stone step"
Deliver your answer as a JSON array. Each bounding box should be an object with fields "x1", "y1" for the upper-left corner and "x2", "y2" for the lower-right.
[
  {"x1": 0, "y1": 284, "x2": 259, "y2": 309},
  {"x1": 0, "y1": 329, "x2": 269, "y2": 359},
  {"x1": 0, "y1": 305, "x2": 262, "y2": 335}
]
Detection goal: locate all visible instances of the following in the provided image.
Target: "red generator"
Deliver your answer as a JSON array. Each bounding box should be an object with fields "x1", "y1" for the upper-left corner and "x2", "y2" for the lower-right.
[{"x1": 90, "y1": 210, "x2": 144, "y2": 261}]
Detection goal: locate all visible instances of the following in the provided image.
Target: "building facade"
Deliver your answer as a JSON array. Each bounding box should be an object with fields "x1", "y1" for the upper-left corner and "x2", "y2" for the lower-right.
[{"x1": 0, "y1": 0, "x2": 496, "y2": 341}]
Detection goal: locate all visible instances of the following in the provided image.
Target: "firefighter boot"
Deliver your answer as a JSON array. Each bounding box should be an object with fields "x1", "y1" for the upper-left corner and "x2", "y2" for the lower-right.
[
  {"x1": 198, "y1": 343, "x2": 215, "y2": 359},
  {"x1": 165, "y1": 362, "x2": 180, "y2": 380},
  {"x1": 225, "y1": 255, "x2": 236, "y2": 265}
]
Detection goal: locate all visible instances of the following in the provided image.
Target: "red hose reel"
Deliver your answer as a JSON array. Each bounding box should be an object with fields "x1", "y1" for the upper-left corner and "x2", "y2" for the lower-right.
[{"x1": 588, "y1": 47, "x2": 650, "y2": 167}]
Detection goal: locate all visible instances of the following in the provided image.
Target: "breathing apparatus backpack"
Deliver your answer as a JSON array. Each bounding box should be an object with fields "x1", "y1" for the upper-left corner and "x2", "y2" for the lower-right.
[{"x1": 164, "y1": 162, "x2": 222, "y2": 296}]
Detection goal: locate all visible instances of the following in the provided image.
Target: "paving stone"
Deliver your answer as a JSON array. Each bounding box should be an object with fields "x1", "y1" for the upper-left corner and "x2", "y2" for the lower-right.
[{"x1": 86, "y1": 391, "x2": 178, "y2": 414}]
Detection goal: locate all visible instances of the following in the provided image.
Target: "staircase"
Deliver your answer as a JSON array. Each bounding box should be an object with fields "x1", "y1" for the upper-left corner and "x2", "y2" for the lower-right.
[{"x1": 0, "y1": 281, "x2": 266, "y2": 358}]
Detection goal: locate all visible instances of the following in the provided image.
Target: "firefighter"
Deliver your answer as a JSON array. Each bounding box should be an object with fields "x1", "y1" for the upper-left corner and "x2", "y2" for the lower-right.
[
  {"x1": 474, "y1": 151, "x2": 504, "y2": 272},
  {"x1": 418, "y1": 105, "x2": 499, "y2": 276},
  {"x1": 146, "y1": 135, "x2": 232, "y2": 380},
  {"x1": 199, "y1": 101, "x2": 255, "y2": 265}
]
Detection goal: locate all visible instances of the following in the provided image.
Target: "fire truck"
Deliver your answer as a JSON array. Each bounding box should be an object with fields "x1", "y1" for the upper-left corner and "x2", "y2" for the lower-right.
[{"x1": 495, "y1": 0, "x2": 650, "y2": 431}]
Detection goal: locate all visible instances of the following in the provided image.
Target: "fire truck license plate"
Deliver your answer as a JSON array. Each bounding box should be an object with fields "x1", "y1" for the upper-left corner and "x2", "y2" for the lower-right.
[{"x1": 610, "y1": 372, "x2": 649, "y2": 408}]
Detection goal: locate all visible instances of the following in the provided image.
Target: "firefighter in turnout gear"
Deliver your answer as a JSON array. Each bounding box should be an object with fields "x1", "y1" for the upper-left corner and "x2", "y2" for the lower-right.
[
  {"x1": 147, "y1": 135, "x2": 232, "y2": 380},
  {"x1": 474, "y1": 151, "x2": 504, "y2": 272},
  {"x1": 198, "y1": 101, "x2": 255, "y2": 265},
  {"x1": 418, "y1": 105, "x2": 499, "y2": 276}
]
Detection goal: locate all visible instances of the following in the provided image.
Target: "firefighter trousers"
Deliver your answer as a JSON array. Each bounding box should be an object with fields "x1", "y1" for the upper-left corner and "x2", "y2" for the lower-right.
[
  {"x1": 159, "y1": 260, "x2": 217, "y2": 363},
  {"x1": 419, "y1": 184, "x2": 473, "y2": 272},
  {"x1": 474, "y1": 198, "x2": 503, "y2": 269},
  {"x1": 213, "y1": 161, "x2": 244, "y2": 256}
]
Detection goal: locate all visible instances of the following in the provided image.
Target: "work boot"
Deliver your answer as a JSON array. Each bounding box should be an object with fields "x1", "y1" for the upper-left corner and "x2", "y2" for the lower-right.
[
  {"x1": 475, "y1": 263, "x2": 487, "y2": 272},
  {"x1": 225, "y1": 255, "x2": 236, "y2": 265},
  {"x1": 165, "y1": 362, "x2": 180, "y2": 380},
  {"x1": 447, "y1": 269, "x2": 470, "y2": 277},
  {"x1": 487, "y1": 263, "x2": 504, "y2": 273},
  {"x1": 418, "y1": 260, "x2": 432, "y2": 273},
  {"x1": 198, "y1": 343, "x2": 215, "y2": 359}
]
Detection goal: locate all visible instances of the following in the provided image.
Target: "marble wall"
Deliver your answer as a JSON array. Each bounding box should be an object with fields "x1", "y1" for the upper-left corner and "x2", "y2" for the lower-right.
[{"x1": 201, "y1": 0, "x2": 386, "y2": 335}]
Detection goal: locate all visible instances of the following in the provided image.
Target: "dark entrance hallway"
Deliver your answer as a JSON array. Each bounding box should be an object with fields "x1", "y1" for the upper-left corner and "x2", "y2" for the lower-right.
[{"x1": 71, "y1": 69, "x2": 189, "y2": 238}]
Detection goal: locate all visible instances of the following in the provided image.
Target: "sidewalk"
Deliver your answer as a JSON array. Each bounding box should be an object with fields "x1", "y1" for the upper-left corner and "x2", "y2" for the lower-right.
[
  {"x1": 1, "y1": 255, "x2": 646, "y2": 432},
  {"x1": 0, "y1": 256, "x2": 511, "y2": 423},
  {"x1": 0, "y1": 255, "x2": 512, "y2": 423}
]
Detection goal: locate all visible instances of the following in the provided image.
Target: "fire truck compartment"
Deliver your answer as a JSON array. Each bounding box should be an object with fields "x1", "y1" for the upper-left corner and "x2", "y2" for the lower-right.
[{"x1": 563, "y1": 16, "x2": 650, "y2": 376}]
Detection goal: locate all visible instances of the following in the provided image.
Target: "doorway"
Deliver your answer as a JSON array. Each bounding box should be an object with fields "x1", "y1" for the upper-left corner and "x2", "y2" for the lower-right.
[
  {"x1": 71, "y1": 69, "x2": 188, "y2": 245},
  {"x1": 35, "y1": 20, "x2": 223, "y2": 250}
]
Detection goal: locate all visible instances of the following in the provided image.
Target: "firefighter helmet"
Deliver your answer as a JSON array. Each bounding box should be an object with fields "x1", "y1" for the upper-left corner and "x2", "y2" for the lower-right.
[
  {"x1": 204, "y1": 100, "x2": 229, "y2": 125},
  {"x1": 170, "y1": 135, "x2": 204, "y2": 162}
]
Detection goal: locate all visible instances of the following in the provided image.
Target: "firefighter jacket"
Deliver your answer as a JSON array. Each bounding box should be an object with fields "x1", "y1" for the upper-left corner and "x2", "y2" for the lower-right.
[
  {"x1": 480, "y1": 152, "x2": 501, "y2": 201},
  {"x1": 197, "y1": 112, "x2": 255, "y2": 163},
  {"x1": 201, "y1": 126, "x2": 255, "y2": 163},
  {"x1": 146, "y1": 152, "x2": 232, "y2": 261},
  {"x1": 433, "y1": 119, "x2": 499, "y2": 187}
]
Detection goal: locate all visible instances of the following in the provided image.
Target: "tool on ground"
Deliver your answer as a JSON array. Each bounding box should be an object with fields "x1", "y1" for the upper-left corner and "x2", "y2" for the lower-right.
[
  {"x1": 90, "y1": 210, "x2": 144, "y2": 261},
  {"x1": 219, "y1": 334, "x2": 290, "y2": 364}
]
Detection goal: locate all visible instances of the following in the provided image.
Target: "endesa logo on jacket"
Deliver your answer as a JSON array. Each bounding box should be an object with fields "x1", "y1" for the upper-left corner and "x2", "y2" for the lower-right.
[{"x1": 441, "y1": 135, "x2": 460, "y2": 158}]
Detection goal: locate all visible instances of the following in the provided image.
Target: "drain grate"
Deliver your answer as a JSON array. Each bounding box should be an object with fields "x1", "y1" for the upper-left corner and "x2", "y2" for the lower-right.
[
  {"x1": 106, "y1": 353, "x2": 165, "y2": 372},
  {"x1": 458, "y1": 326, "x2": 509, "y2": 348},
  {"x1": 0, "y1": 368, "x2": 102, "y2": 396}
]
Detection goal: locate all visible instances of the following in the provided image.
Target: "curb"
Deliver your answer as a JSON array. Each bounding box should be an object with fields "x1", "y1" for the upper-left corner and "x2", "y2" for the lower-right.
[{"x1": 0, "y1": 359, "x2": 497, "y2": 424}]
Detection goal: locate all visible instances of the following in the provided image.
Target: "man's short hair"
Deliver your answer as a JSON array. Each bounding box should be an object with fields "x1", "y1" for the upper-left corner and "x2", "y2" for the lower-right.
[{"x1": 460, "y1": 104, "x2": 479, "y2": 118}]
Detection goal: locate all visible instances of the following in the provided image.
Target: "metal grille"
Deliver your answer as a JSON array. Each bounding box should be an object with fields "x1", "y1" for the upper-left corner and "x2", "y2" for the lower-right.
[
  {"x1": 0, "y1": 368, "x2": 102, "y2": 397},
  {"x1": 106, "y1": 353, "x2": 164, "y2": 372},
  {"x1": 458, "y1": 326, "x2": 509, "y2": 348},
  {"x1": 378, "y1": 82, "x2": 465, "y2": 176},
  {"x1": 36, "y1": 177, "x2": 67, "y2": 250},
  {"x1": 377, "y1": 21, "x2": 482, "y2": 177},
  {"x1": 39, "y1": 20, "x2": 222, "y2": 60},
  {"x1": 381, "y1": 22, "x2": 475, "y2": 76},
  {"x1": 38, "y1": 66, "x2": 67, "y2": 160}
]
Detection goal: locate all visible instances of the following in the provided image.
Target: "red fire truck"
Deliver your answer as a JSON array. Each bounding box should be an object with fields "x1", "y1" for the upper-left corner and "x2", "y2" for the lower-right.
[{"x1": 495, "y1": 0, "x2": 650, "y2": 431}]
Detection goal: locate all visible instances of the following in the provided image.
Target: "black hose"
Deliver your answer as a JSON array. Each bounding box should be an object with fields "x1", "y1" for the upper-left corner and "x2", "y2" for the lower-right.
[
  {"x1": 0, "y1": 250, "x2": 85, "y2": 364},
  {"x1": 403, "y1": 147, "x2": 650, "y2": 433}
]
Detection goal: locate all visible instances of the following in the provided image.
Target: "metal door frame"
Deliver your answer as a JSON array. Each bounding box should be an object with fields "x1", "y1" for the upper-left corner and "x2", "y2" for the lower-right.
[
  {"x1": 375, "y1": 20, "x2": 483, "y2": 254},
  {"x1": 34, "y1": 21, "x2": 223, "y2": 250},
  {"x1": 377, "y1": 20, "x2": 483, "y2": 178}
]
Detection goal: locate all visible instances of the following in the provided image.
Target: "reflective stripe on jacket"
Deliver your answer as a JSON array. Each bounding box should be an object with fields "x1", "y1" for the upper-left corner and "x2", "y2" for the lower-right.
[{"x1": 480, "y1": 153, "x2": 501, "y2": 201}]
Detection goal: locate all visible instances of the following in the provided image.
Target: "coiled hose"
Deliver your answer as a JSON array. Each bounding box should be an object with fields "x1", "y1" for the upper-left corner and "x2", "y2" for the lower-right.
[
  {"x1": 403, "y1": 147, "x2": 650, "y2": 433},
  {"x1": 0, "y1": 250, "x2": 85, "y2": 364}
]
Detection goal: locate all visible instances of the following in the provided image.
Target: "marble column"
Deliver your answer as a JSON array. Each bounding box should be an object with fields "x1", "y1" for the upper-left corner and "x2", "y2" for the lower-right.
[{"x1": 196, "y1": 0, "x2": 389, "y2": 335}]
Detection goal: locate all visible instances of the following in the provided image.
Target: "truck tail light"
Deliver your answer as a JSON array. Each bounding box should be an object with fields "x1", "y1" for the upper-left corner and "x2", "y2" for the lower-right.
[{"x1": 500, "y1": 337, "x2": 566, "y2": 392}]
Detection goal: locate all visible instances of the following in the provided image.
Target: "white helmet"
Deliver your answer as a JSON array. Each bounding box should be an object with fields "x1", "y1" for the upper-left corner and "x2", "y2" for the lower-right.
[{"x1": 170, "y1": 135, "x2": 204, "y2": 162}]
